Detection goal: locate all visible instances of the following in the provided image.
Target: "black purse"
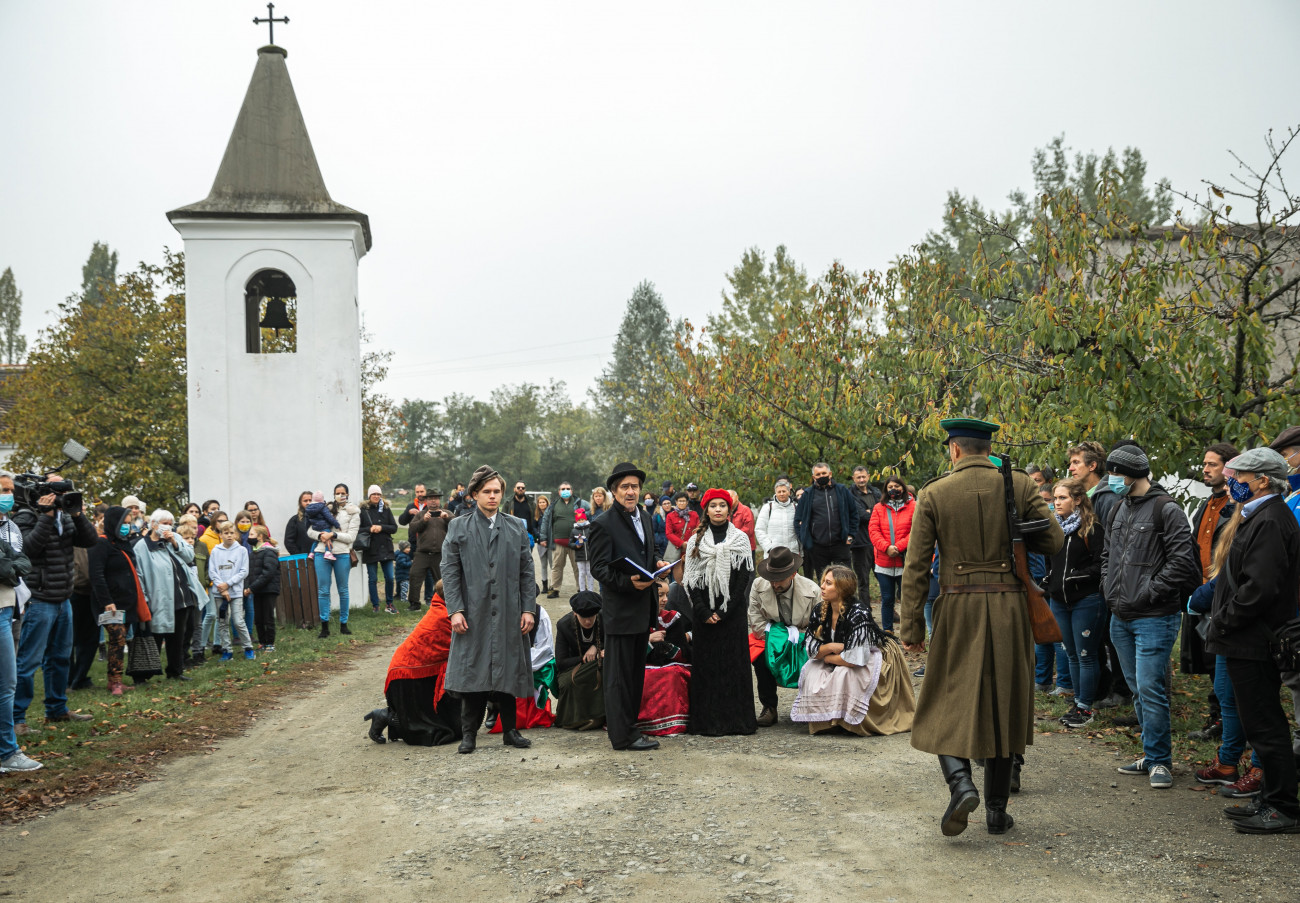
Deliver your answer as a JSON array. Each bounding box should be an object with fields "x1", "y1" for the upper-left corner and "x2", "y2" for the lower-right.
[{"x1": 1271, "y1": 618, "x2": 1300, "y2": 672}]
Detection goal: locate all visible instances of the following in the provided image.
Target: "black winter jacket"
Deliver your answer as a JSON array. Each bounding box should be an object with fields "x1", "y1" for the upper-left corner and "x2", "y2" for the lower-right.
[
  {"x1": 283, "y1": 514, "x2": 312, "y2": 556},
  {"x1": 850, "y1": 485, "x2": 881, "y2": 549},
  {"x1": 247, "y1": 545, "x2": 282, "y2": 595},
  {"x1": 359, "y1": 503, "x2": 398, "y2": 563},
  {"x1": 15, "y1": 507, "x2": 99, "y2": 603},
  {"x1": 1101, "y1": 484, "x2": 1198, "y2": 621},
  {"x1": 88, "y1": 509, "x2": 143, "y2": 623},
  {"x1": 1044, "y1": 522, "x2": 1105, "y2": 606},
  {"x1": 1204, "y1": 495, "x2": 1300, "y2": 662}
]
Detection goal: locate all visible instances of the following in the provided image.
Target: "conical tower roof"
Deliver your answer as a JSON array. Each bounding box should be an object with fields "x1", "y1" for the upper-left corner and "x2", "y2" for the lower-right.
[{"x1": 168, "y1": 45, "x2": 371, "y2": 250}]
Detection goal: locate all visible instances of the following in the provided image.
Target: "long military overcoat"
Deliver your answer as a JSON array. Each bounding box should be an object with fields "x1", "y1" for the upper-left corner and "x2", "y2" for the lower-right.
[
  {"x1": 442, "y1": 510, "x2": 538, "y2": 698},
  {"x1": 899, "y1": 455, "x2": 1063, "y2": 759}
]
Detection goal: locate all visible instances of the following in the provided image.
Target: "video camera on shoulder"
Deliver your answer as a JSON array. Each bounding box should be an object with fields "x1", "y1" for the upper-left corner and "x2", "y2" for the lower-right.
[{"x1": 15, "y1": 439, "x2": 91, "y2": 514}]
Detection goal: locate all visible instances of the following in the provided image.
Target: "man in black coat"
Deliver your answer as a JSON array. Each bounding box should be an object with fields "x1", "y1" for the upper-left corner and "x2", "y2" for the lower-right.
[{"x1": 587, "y1": 462, "x2": 665, "y2": 751}]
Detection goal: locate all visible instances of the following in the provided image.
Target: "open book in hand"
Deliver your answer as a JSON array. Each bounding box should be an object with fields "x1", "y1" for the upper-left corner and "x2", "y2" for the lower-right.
[{"x1": 616, "y1": 558, "x2": 674, "y2": 580}]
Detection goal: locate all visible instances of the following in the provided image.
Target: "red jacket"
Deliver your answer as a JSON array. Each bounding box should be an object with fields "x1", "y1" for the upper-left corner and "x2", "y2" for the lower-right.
[
  {"x1": 867, "y1": 499, "x2": 915, "y2": 568},
  {"x1": 665, "y1": 509, "x2": 699, "y2": 550},
  {"x1": 731, "y1": 504, "x2": 757, "y2": 550}
]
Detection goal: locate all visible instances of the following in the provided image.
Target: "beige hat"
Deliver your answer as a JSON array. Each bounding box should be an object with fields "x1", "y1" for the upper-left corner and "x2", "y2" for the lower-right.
[
  {"x1": 121, "y1": 494, "x2": 146, "y2": 510},
  {"x1": 367, "y1": 484, "x2": 383, "y2": 497}
]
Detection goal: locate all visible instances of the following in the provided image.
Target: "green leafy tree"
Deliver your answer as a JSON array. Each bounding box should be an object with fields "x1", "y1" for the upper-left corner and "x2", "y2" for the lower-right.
[
  {"x1": 0, "y1": 267, "x2": 26, "y2": 364},
  {"x1": 361, "y1": 327, "x2": 399, "y2": 488},
  {"x1": 7, "y1": 253, "x2": 188, "y2": 505},
  {"x1": 80, "y1": 241, "x2": 119, "y2": 307},
  {"x1": 706, "y1": 245, "x2": 810, "y2": 342}
]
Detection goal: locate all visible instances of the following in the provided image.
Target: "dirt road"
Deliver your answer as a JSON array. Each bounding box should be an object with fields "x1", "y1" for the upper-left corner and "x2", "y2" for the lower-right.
[{"x1": 3, "y1": 601, "x2": 1297, "y2": 903}]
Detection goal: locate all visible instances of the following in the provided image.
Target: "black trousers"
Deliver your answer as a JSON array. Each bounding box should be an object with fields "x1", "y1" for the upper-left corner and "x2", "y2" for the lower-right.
[
  {"x1": 1095, "y1": 609, "x2": 1132, "y2": 699},
  {"x1": 254, "y1": 592, "x2": 277, "y2": 646},
  {"x1": 603, "y1": 632, "x2": 649, "y2": 749},
  {"x1": 156, "y1": 607, "x2": 196, "y2": 677},
  {"x1": 851, "y1": 547, "x2": 874, "y2": 602},
  {"x1": 408, "y1": 551, "x2": 440, "y2": 606},
  {"x1": 807, "y1": 542, "x2": 852, "y2": 579},
  {"x1": 754, "y1": 657, "x2": 779, "y2": 710},
  {"x1": 68, "y1": 592, "x2": 99, "y2": 688},
  {"x1": 459, "y1": 690, "x2": 516, "y2": 735},
  {"x1": 1226, "y1": 656, "x2": 1300, "y2": 818}
]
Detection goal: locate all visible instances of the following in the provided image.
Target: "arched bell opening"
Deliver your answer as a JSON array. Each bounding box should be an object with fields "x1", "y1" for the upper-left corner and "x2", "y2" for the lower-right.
[{"x1": 245, "y1": 269, "x2": 298, "y2": 353}]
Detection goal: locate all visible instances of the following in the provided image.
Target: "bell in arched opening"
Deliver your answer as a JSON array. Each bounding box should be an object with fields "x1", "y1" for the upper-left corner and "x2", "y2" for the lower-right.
[{"x1": 245, "y1": 269, "x2": 298, "y2": 353}]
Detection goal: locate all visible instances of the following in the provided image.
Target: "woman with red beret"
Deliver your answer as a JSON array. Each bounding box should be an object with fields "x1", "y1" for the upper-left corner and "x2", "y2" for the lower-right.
[{"x1": 684, "y1": 488, "x2": 757, "y2": 736}]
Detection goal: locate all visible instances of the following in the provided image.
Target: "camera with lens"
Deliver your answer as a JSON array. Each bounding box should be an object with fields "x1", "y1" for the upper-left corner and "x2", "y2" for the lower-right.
[{"x1": 13, "y1": 440, "x2": 91, "y2": 515}]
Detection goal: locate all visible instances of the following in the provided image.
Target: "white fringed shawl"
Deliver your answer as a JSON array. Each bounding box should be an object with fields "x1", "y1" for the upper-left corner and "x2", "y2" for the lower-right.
[{"x1": 682, "y1": 522, "x2": 753, "y2": 614}]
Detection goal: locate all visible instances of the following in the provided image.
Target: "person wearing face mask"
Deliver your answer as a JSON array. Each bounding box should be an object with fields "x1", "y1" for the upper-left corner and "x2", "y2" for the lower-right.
[
  {"x1": 0, "y1": 472, "x2": 38, "y2": 772},
  {"x1": 86, "y1": 507, "x2": 143, "y2": 699},
  {"x1": 1202, "y1": 448, "x2": 1300, "y2": 834},
  {"x1": 133, "y1": 510, "x2": 205, "y2": 681},
  {"x1": 1101, "y1": 440, "x2": 1200, "y2": 791},
  {"x1": 868, "y1": 476, "x2": 916, "y2": 634},
  {"x1": 539, "y1": 481, "x2": 587, "y2": 599},
  {"x1": 794, "y1": 463, "x2": 860, "y2": 580}
]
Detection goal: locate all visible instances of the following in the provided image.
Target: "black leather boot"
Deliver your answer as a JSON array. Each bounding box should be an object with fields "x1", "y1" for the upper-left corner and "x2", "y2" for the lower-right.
[
  {"x1": 938, "y1": 756, "x2": 980, "y2": 836},
  {"x1": 458, "y1": 700, "x2": 482, "y2": 754},
  {"x1": 502, "y1": 729, "x2": 532, "y2": 749},
  {"x1": 985, "y1": 756, "x2": 1015, "y2": 834},
  {"x1": 1010, "y1": 753, "x2": 1024, "y2": 794},
  {"x1": 363, "y1": 708, "x2": 389, "y2": 744},
  {"x1": 317, "y1": 621, "x2": 329, "y2": 639}
]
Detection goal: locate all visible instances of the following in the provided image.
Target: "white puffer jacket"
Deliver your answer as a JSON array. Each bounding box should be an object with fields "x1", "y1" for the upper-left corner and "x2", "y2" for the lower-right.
[
  {"x1": 755, "y1": 497, "x2": 801, "y2": 555},
  {"x1": 307, "y1": 503, "x2": 361, "y2": 555}
]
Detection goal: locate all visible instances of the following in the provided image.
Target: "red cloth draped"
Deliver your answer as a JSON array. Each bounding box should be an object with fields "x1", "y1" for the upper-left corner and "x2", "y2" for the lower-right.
[
  {"x1": 748, "y1": 632, "x2": 766, "y2": 663},
  {"x1": 488, "y1": 698, "x2": 555, "y2": 732},
  {"x1": 384, "y1": 594, "x2": 452, "y2": 706},
  {"x1": 637, "y1": 663, "x2": 691, "y2": 735}
]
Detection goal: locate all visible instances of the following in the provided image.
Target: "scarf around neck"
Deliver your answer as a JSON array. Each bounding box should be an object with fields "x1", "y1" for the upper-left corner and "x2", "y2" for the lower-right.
[
  {"x1": 683, "y1": 522, "x2": 752, "y2": 614},
  {"x1": 1058, "y1": 511, "x2": 1081, "y2": 536},
  {"x1": 886, "y1": 495, "x2": 909, "y2": 512}
]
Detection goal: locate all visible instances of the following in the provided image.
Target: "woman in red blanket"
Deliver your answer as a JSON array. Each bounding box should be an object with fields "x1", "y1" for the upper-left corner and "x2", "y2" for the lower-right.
[
  {"x1": 364, "y1": 581, "x2": 463, "y2": 746},
  {"x1": 637, "y1": 579, "x2": 693, "y2": 736}
]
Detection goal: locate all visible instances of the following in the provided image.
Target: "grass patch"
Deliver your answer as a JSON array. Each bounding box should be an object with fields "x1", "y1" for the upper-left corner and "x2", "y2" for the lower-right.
[{"x1": 2, "y1": 605, "x2": 414, "y2": 822}]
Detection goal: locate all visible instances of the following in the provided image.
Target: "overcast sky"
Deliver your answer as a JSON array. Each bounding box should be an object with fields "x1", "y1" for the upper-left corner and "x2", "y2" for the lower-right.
[{"x1": 2, "y1": 1, "x2": 1296, "y2": 406}]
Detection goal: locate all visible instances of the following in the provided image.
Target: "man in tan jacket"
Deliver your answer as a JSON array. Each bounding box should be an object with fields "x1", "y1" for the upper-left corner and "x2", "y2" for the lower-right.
[
  {"x1": 747, "y1": 546, "x2": 820, "y2": 727},
  {"x1": 900, "y1": 419, "x2": 1063, "y2": 838}
]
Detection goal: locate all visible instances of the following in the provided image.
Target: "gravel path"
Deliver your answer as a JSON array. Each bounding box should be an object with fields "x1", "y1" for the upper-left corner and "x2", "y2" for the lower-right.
[{"x1": 2, "y1": 599, "x2": 1297, "y2": 903}]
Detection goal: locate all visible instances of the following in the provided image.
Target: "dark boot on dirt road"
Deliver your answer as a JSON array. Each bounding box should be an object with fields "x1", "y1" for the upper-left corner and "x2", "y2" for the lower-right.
[
  {"x1": 985, "y1": 756, "x2": 1015, "y2": 834},
  {"x1": 938, "y1": 755, "x2": 979, "y2": 836}
]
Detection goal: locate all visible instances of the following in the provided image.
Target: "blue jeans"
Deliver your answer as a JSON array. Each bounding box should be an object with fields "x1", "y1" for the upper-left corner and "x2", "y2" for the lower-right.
[
  {"x1": 1214, "y1": 655, "x2": 1262, "y2": 769},
  {"x1": 1036, "y1": 642, "x2": 1073, "y2": 690},
  {"x1": 1109, "y1": 613, "x2": 1181, "y2": 768},
  {"x1": 367, "y1": 560, "x2": 395, "y2": 606},
  {"x1": 0, "y1": 607, "x2": 18, "y2": 759},
  {"x1": 13, "y1": 599, "x2": 73, "y2": 724},
  {"x1": 1049, "y1": 592, "x2": 1105, "y2": 708},
  {"x1": 874, "y1": 572, "x2": 901, "y2": 631},
  {"x1": 315, "y1": 553, "x2": 352, "y2": 624}
]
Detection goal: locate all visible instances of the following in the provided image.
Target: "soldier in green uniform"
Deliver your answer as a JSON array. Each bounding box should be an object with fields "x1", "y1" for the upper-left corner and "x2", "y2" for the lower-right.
[{"x1": 900, "y1": 419, "x2": 1063, "y2": 836}]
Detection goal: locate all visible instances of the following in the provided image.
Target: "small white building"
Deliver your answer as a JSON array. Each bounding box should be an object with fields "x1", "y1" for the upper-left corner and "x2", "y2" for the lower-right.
[{"x1": 168, "y1": 43, "x2": 370, "y2": 610}]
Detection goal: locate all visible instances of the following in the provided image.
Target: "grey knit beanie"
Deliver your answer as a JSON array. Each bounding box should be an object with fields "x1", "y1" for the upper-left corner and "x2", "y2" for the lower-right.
[{"x1": 1106, "y1": 440, "x2": 1150, "y2": 479}]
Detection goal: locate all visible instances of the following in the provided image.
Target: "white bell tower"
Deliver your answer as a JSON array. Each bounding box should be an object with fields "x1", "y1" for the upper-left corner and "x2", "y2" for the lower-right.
[{"x1": 168, "y1": 44, "x2": 370, "y2": 604}]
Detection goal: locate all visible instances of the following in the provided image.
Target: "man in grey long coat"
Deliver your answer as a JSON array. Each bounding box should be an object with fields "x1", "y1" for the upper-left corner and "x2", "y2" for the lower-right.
[{"x1": 443, "y1": 465, "x2": 538, "y2": 754}]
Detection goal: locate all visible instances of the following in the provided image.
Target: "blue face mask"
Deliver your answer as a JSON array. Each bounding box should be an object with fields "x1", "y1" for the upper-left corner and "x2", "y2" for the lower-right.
[
  {"x1": 1108, "y1": 474, "x2": 1131, "y2": 497},
  {"x1": 560, "y1": 490, "x2": 571, "y2": 500},
  {"x1": 1288, "y1": 473, "x2": 1300, "y2": 492},
  {"x1": 1226, "y1": 476, "x2": 1255, "y2": 504},
  {"x1": 118, "y1": 522, "x2": 131, "y2": 538},
  {"x1": 0, "y1": 494, "x2": 13, "y2": 514}
]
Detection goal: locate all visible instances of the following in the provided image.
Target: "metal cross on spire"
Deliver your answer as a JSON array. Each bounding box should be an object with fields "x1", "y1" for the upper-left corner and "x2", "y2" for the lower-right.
[{"x1": 253, "y1": 2, "x2": 289, "y2": 45}]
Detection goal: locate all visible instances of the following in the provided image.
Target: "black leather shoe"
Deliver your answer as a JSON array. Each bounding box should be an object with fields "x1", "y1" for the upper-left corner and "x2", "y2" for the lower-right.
[
  {"x1": 938, "y1": 755, "x2": 979, "y2": 836},
  {"x1": 317, "y1": 622, "x2": 330, "y2": 638},
  {"x1": 485, "y1": 708, "x2": 498, "y2": 731},
  {"x1": 458, "y1": 732, "x2": 477, "y2": 754},
  {"x1": 502, "y1": 729, "x2": 532, "y2": 749},
  {"x1": 363, "y1": 708, "x2": 389, "y2": 744},
  {"x1": 339, "y1": 623, "x2": 352, "y2": 635},
  {"x1": 168, "y1": 674, "x2": 194, "y2": 682},
  {"x1": 625, "y1": 736, "x2": 660, "y2": 751}
]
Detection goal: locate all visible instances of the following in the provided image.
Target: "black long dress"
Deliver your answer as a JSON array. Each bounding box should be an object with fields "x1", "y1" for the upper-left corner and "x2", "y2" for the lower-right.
[{"x1": 687, "y1": 526, "x2": 756, "y2": 736}]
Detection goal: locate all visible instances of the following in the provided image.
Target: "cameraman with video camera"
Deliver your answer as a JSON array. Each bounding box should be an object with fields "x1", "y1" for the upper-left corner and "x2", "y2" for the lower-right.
[{"x1": 11, "y1": 473, "x2": 98, "y2": 735}]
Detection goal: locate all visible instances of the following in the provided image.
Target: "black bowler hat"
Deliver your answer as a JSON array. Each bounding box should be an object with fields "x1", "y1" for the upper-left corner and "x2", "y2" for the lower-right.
[
  {"x1": 569, "y1": 591, "x2": 602, "y2": 616},
  {"x1": 606, "y1": 461, "x2": 647, "y2": 490}
]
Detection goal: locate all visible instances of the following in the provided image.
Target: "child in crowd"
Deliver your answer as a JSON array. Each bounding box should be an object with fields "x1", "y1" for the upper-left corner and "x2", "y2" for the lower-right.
[
  {"x1": 246, "y1": 525, "x2": 280, "y2": 652},
  {"x1": 304, "y1": 492, "x2": 340, "y2": 561},
  {"x1": 572, "y1": 507, "x2": 593, "y2": 592},
  {"x1": 394, "y1": 541, "x2": 412, "y2": 613},
  {"x1": 208, "y1": 522, "x2": 255, "y2": 661}
]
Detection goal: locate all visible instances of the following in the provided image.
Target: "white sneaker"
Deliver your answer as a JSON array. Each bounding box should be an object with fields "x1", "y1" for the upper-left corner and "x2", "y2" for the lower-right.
[
  {"x1": 0, "y1": 751, "x2": 43, "y2": 772},
  {"x1": 1149, "y1": 764, "x2": 1173, "y2": 789}
]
